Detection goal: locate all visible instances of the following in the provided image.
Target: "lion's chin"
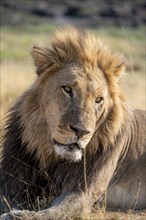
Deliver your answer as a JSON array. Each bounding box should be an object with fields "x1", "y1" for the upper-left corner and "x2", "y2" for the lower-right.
[{"x1": 54, "y1": 142, "x2": 82, "y2": 162}]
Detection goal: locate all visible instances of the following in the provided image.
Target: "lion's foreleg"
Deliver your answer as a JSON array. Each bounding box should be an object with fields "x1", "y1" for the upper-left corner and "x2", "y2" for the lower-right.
[{"x1": 0, "y1": 192, "x2": 92, "y2": 220}]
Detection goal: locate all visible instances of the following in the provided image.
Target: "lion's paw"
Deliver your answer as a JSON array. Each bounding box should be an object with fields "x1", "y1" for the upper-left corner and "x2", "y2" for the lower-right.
[
  {"x1": 0, "y1": 212, "x2": 20, "y2": 220},
  {"x1": 0, "y1": 210, "x2": 34, "y2": 220},
  {"x1": 0, "y1": 213, "x2": 15, "y2": 220}
]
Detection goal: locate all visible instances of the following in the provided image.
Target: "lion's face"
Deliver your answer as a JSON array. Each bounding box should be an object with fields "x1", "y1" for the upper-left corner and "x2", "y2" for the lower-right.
[
  {"x1": 40, "y1": 62, "x2": 110, "y2": 162},
  {"x1": 31, "y1": 28, "x2": 124, "y2": 163}
]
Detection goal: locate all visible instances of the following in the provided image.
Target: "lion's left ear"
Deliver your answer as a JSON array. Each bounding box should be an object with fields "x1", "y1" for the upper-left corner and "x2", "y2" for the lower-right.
[
  {"x1": 114, "y1": 62, "x2": 125, "y2": 78},
  {"x1": 31, "y1": 46, "x2": 51, "y2": 76}
]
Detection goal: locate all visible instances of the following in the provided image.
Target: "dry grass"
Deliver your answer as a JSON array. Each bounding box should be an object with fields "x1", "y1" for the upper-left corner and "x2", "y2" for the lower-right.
[
  {"x1": 91, "y1": 209, "x2": 146, "y2": 220},
  {"x1": 0, "y1": 26, "x2": 145, "y2": 219},
  {"x1": 1, "y1": 60, "x2": 35, "y2": 129}
]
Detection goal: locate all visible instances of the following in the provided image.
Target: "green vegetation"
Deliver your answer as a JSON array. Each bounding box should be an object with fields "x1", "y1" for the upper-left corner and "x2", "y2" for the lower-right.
[
  {"x1": 1, "y1": 25, "x2": 145, "y2": 73},
  {"x1": 1, "y1": 24, "x2": 57, "y2": 60}
]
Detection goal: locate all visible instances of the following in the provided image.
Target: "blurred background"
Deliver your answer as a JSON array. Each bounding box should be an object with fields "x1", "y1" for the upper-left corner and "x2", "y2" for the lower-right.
[{"x1": 1, "y1": 0, "x2": 146, "y2": 128}]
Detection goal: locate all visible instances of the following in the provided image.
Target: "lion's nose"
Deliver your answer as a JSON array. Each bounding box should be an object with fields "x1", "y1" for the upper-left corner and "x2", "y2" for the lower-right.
[{"x1": 70, "y1": 124, "x2": 90, "y2": 138}]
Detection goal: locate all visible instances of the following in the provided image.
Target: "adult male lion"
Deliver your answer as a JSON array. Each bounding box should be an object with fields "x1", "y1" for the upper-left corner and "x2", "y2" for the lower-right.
[{"x1": 0, "y1": 27, "x2": 146, "y2": 220}]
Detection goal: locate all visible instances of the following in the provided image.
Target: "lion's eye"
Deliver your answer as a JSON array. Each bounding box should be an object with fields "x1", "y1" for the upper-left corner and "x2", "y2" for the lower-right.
[
  {"x1": 62, "y1": 86, "x2": 73, "y2": 97},
  {"x1": 95, "y1": 97, "x2": 103, "y2": 104}
]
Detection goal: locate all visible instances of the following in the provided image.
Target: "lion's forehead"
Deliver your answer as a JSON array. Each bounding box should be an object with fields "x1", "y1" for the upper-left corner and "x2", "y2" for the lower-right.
[{"x1": 58, "y1": 63, "x2": 107, "y2": 96}]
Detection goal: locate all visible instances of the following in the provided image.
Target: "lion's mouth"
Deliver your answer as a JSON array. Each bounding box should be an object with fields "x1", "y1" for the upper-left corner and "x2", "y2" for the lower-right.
[
  {"x1": 53, "y1": 139, "x2": 82, "y2": 161},
  {"x1": 53, "y1": 139, "x2": 81, "y2": 151}
]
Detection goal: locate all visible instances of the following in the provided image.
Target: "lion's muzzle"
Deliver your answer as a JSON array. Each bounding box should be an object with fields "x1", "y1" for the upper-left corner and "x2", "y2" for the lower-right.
[{"x1": 52, "y1": 117, "x2": 93, "y2": 161}]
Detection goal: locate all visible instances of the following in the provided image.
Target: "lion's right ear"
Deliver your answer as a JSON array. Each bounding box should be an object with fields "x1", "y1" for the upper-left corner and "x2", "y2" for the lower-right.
[{"x1": 31, "y1": 46, "x2": 51, "y2": 76}]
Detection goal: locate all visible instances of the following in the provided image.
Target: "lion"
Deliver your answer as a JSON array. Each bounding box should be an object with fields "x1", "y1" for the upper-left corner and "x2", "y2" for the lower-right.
[{"x1": 0, "y1": 27, "x2": 146, "y2": 220}]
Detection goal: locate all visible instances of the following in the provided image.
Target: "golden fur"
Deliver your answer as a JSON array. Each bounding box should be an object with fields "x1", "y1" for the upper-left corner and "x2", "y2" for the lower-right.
[
  {"x1": 24, "y1": 27, "x2": 127, "y2": 167},
  {"x1": 1, "y1": 27, "x2": 145, "y2": 219}
]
